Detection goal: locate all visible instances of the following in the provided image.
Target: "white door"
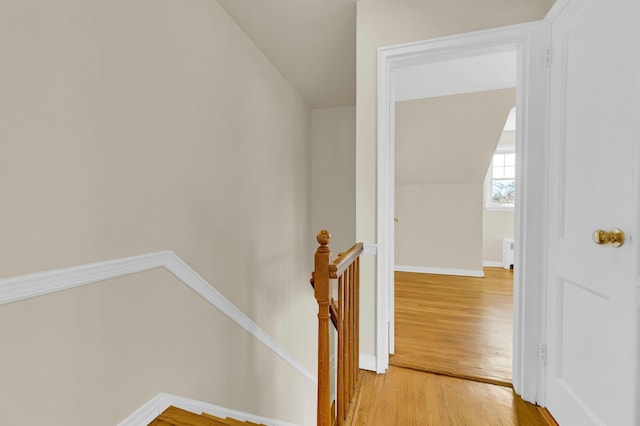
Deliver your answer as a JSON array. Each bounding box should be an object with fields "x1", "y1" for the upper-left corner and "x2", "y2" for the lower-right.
[{"x1": 545, "y1": 0, "x2": 639, "y2": 425}]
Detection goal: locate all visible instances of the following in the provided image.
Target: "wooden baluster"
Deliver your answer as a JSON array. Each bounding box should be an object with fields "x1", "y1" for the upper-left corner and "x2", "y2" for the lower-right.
[
  {"x1": 314, "y1": 231, "x2": 332, "y2": 426},
  {"x1": 355, "y1": 256, "x2": 360, "y2": 387},
  {"x1": 349, "y1": 266, "x2": 355, "y2": 404},
  {"x1": 354, "y1": 263, "x2": 359, "y2": 394},
  {"x1": 348, "y1": 263, "x2": 355, "y2": 403},
  {"x1": 342, "y1": 271, "x2": 350, "y2": 412},
  {"x1": 337, "y1": 274, "x2": 342, "y2": 423},
  {"x1": 343, "y1": 270, "x2": 351, "y2": 418}
]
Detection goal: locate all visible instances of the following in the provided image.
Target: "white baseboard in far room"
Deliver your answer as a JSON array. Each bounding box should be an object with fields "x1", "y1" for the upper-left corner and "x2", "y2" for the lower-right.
[
  {"x1": 482, "y1": 260, "x2": 504, "y2": 268},
  {"x1": 395, "y1": 265, "x2": 485, "y2": 278}
]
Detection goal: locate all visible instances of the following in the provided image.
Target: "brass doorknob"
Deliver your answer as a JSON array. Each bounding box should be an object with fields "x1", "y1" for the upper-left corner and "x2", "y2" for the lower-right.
[
  {"x1": 592, "y1": 228, "x2": 625, "y2": 247},
  {"x1": 394, "y1": 216, "x2": 399, "y2": 223}
]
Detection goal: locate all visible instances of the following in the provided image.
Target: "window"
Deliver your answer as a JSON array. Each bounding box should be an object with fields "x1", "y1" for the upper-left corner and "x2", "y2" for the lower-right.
[{"x1": 486, "y1": 147, "x2": 515, "y2": 210}]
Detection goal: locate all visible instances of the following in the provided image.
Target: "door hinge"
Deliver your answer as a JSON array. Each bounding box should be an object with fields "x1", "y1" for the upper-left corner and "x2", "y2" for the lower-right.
[
  {"x1": 539, "y1": 343, "x2": 547, "y2": 364},
  {"x1": 543, "y1": 49, "x2": 552, "y2": 67}
]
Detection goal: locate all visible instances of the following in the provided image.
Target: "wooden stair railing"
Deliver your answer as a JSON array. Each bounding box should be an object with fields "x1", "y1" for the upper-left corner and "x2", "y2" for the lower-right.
[{"x1": 311, "y1": 230, "x2": 363, "y2": 426}]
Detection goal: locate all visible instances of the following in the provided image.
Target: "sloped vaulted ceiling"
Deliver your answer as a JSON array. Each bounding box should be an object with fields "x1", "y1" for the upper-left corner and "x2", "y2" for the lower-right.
[
  {"x1": 216, "y1": 0, "x2": 357, "y2": 108},
  {"x1": 395, "y1": 88, "x2": 516, "y2": 186}
]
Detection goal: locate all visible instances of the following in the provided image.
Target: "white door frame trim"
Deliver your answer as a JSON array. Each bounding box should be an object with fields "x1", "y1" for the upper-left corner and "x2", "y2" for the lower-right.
[{"x1": 376, "y1": 20, "x2": 550, "y2": 403}]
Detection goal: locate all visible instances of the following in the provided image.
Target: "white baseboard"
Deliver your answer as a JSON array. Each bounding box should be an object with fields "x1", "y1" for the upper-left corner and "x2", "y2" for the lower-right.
[
  {"x1": 118, "y1": 392, "x2": 298, "y2": 426},
  {"x1": 482, "y1": 260, "x2": 504, "y2": 268},
  {"x1": 395, "y1": 265, "x2": 485, "y2": 278},
  {"x1": 0, "y1": 251, "x2": 316, "y2": 384},
  {"x1": 359, "y1": 354, "x2": 377, "y2": 372}
]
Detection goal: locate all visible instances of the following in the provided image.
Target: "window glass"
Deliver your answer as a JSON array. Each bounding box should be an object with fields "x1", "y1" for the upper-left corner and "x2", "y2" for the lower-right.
[{"x1": 487, "y1": 150, "x2": 515, "y2": 208}]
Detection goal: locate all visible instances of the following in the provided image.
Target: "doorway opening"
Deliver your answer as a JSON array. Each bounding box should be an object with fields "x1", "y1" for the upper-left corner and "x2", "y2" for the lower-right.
[
  {"x1": 376, "y1": 21, "x2": 550, "y2": 402},
  {"x1": 391, "y1": 72, "x2": 517, "y2": 383}
]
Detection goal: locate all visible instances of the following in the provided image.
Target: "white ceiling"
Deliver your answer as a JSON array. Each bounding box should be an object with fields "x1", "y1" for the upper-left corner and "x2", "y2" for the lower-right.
[
  {"x1": 216, "y1": 0, "x2": 357, "y2": 109},
  {"x1": 393, "y1": 50, "x2": 517, "y2": 102}
]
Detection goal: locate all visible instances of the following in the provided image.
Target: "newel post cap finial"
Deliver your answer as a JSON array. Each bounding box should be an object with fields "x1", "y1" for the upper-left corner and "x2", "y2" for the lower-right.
[{"x1": 317, "y1": 230, "x2": 331, "y2": 248}]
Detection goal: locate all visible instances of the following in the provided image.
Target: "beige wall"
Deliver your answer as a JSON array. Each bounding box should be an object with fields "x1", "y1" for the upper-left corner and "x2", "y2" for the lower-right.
[
  {"x1": 395, "y1": 184, "x2": 483, "y2": 271},
  {"x1": 483, "y1": 210, "x2": 515, "y2": 263},
  {"x1": 394, "y1": 90, "x2": 515, "y2": 272},
  {"x1": 395, "y1": 90, "x2": 515, "y2": 186},
  {"x1": 0, "y1": 269, "x2": 316, "y2": 425},
  {"x1": 0, "y1": 0, "x2": 314, "y2": 424},
  {"x1": 311, "y1": 107, "x2": 356, "y2": 253},
  {"x1": 356, "y1": 0, "x2": 555, "y2": 359}
]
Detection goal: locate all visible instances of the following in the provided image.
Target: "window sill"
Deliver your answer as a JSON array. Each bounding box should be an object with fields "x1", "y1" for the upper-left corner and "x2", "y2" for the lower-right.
[{"x1": 485, "y1": 205, "x2": 515, "y2": 212}]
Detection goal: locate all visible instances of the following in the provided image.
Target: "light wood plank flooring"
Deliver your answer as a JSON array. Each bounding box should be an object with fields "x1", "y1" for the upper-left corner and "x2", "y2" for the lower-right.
[
  {"x1": 350, "y1": 268, "x2": 553, "y2": 425},
  {"x1": 391, "y1": 268, "x2": 513, "y2": 386},
  {"x1": 351, "y1": 366, "x2": 549, "y2": 425}
]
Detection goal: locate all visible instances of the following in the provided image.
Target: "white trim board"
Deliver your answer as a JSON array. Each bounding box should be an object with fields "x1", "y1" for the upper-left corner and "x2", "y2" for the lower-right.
[
  {"x1": 363, "y1": 243, "x2": 378, "y2": 256},
  {"x1": 0, "y1": 251, "x2": 169, "y2": 306},
  {"x1": 483, "y1": 260, "x2": 505, "y2": 268},
  {"x1": 395, "y1": 265, "x2": 485, "y2": 278},
  {"x1": 359, "y1": 354, "x2": 377, "y2": 372},
  {"x1": 118, "y1": 392, "x2": 298, "y2": 426},
  {"x1": 0, "y1": 251, "x2": 316, "y2": 384}
]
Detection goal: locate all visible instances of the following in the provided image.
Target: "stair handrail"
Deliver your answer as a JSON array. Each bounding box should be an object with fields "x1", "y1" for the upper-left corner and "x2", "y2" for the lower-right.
[{"x1": 312, "y1": 230, "x2": 363, "y2": 426}]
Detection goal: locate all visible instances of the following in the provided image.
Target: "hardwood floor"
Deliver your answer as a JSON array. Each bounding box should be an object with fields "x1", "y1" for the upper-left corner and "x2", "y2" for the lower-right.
[
  {"x1": 351, "y1": 366, "x2": 549, "y2": 425},
  {"x1": 348, "y1": 268, "x2": 551, "y2": 425},
  {"x1": 391, "y1": 268, "x2": 513, "y2": 386}
]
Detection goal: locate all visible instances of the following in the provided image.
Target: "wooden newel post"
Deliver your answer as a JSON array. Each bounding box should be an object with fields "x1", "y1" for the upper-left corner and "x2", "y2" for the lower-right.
[{"x1": 314, "y1": 230, "x2": 332, "y2": 426}]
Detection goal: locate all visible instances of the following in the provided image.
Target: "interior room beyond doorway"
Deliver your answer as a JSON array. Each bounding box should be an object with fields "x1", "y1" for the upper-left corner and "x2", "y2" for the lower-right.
[{"x1": 391, "y1": 49, "x2": 517, "y2": 386}]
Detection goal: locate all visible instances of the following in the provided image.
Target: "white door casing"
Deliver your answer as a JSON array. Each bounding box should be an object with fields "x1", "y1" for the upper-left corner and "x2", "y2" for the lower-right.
[
  {"x1": 545, "y1": 0, "x2": 640, "y2": 424},
  {"x1": 377, "y1": 21, "x2": 550, "y2": 401}
]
